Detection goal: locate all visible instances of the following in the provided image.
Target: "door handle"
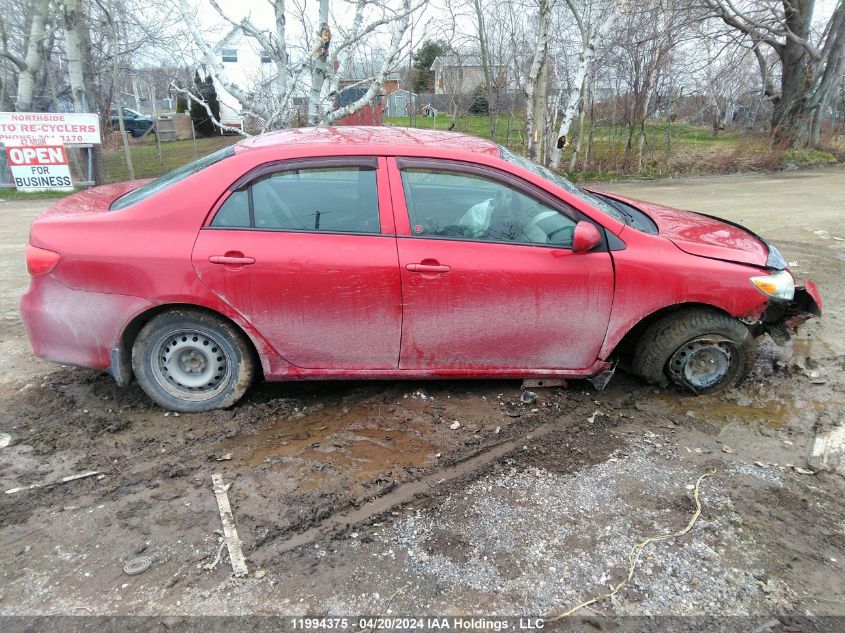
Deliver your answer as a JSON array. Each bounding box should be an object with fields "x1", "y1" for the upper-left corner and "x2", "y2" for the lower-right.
[
  {"x1": 209, "y1": 254, "x2": 255, "y2": 265},
  {"x1": 406, "y1": 262, "x2": 450, "y2": 273}
]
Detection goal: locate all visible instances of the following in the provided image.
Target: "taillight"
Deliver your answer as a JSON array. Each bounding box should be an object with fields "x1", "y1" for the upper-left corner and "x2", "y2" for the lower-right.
[{"x1": 25, "y1": 245, "x2": 60, "y2": 276}]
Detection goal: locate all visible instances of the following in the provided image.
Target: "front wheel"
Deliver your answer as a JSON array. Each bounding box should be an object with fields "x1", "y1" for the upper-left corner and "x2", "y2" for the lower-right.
[
  {"x1": 132, "y1": 310, "x2": 256, "y2": 412},
  {"x1": 632, "y1": 308, "x2": 756, "y2": 394}
]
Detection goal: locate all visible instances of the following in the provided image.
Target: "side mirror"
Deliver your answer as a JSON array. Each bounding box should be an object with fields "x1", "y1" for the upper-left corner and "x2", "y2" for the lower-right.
[{"x1": 572, "y1": 221, "x2": 602, "y2": 252}]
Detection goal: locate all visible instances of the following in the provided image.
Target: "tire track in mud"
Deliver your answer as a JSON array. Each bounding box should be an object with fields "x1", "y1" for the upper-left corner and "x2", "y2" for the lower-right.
[{"x1": 252, "y1": 415, "x2": 578, "y2": 561}]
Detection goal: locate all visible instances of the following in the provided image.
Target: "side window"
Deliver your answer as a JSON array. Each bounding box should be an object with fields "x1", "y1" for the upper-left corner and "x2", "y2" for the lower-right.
[
  {"x1": 211, "y1": 190, "x2": 249, "y2": 227},
  {"x1": 210, "y1": 165, "x2": 380, "y2": 234},
  {"x1": 400, "y1": 169, "x2": 577, "y2": 247}
]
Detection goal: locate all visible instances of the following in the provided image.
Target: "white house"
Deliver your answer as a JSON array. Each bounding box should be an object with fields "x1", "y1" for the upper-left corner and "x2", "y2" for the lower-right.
[{"x1": 208, "y1": 28, "x2": 280, "y2": 128}]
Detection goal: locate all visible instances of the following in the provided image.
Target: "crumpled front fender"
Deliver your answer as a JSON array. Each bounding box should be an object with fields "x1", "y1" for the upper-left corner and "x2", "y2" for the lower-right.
[{"x1": 759, "y1": 280, "x2": 822, "y2": 344}]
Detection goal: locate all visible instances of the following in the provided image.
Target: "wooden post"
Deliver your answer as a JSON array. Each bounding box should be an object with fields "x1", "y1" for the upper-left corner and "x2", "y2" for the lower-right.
[{"x1": 190, "y1": 118, "x2": 198, "y2": 159}]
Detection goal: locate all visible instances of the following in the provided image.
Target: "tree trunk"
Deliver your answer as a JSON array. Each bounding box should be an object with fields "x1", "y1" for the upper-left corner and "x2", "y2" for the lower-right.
[
  {"x1": 663, "y1": 90, "x2": 673, "y2": 171},
  {"x1": 308, "y1": 0, "x2": 331, "y2": 126},
  {"x1": 772, "y1": 38, "x2": 812, "y2": 146},
  {"x1": 582, "y1": 89, "x2": 595, "y2": 171},
  {"x1": 472, "y1": 0, "x2": 496, "y2": 138},
  {"x1": 770, "y1": 0, "x2": 814, "y2": 147},
  {"x1": 568, "y1": 77, "x2": 589, "y2": 172},
  {"x1": 810, "y1": 93, "x2": 829, "y2": 147},
  {"x1": 15, "y1": 0, "x2": 50, "y2": 111},
  {"x1": 63, "y1": 0, "x2": 88, "y2": 113},
  {"x1": 525, "y1": 0, "x2": 551, "y2": 162},
  {"x1": 273, "y1": 0, "x2": 290, "y2": 124},
  {"x1": 532, "y1": 59, "x2": 548, "y2": 161}
]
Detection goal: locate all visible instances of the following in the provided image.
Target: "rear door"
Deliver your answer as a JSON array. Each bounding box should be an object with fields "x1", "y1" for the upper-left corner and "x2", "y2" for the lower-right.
[
  {"x1": 389, "y1": 157, "x2": 615, "y2": 371},
  {"x1": 192, "y1": 156, "x2": 402, "y2": 369}
]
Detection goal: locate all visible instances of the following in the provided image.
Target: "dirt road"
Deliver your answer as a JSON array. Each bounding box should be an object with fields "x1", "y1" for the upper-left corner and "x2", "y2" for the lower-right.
[{"x1": 0, "y1": 169, "x2": 843, "y2": 629}]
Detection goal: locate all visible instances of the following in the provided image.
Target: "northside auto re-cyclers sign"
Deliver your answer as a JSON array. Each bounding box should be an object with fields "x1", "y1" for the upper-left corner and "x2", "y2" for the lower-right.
[{"x1": 0, "y1": 111, "x2": 101, "y2": 145}]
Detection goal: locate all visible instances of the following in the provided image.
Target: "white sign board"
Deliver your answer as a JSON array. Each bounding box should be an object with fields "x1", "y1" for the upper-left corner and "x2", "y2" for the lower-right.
[
  {"x1": 5, "y1": 145, "x2": 74, "y2": 192},
  {"x1": 0, "y1": 112, "x2": 100, "y2": 145}
]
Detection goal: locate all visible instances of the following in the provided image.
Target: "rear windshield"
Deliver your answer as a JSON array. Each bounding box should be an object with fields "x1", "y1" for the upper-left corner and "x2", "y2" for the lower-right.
[
  {"x1": 498, "y1": 146, "x2": 628, "y2": 225},
  {"x1": 110, "y1": 145, "x2": 236, "y2": 210}
]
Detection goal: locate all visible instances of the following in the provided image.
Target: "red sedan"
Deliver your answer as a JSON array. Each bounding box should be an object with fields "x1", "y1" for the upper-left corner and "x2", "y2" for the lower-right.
[{"x1": 21, "y1": 127, "x2": 821, "y2": 411}]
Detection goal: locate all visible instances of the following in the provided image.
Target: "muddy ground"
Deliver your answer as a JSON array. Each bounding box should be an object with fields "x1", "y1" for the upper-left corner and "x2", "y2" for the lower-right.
[{"x1": 0, "y1": 168, "x2": 843, "y2": 630}]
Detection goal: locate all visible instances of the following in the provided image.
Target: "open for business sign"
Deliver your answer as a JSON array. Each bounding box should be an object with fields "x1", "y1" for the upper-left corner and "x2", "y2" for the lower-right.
[{"x1": 5, "y1": 145, "x2": 74, "y2": 192}]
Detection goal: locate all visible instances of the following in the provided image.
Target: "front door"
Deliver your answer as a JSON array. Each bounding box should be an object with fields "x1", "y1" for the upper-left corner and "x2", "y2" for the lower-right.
[
  {"x1": 192, "y1": 157, "x2": 401, "y2": 369},
  {"x1": 390, "y1": 158, "x2": 615, "y2": 371}
]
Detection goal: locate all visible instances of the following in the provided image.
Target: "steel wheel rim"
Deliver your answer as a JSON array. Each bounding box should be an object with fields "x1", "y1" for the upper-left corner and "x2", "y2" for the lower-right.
[
  {"x1": 150, "y1": 328, "x2": 232, "y2": 401},
  {"x1": 669, "y1": 337, "x2": 736, "y2": 390}
]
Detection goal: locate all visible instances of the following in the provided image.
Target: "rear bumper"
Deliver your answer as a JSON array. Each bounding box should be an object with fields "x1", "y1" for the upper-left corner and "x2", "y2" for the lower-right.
[
  {"x1": 20, "y1": 275, "x2": 153, "y2": 372},
  {"x1": 758, "y1": 281, "x2": 822, "y2": 344}
]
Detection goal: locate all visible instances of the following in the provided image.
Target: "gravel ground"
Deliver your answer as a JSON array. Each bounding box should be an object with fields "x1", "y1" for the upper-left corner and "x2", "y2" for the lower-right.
[{"x1": 391, "y1": 440, "x2": 768, "y2": 616}]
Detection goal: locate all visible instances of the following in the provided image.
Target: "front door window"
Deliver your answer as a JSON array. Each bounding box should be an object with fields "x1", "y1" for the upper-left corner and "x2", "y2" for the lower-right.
[{"x1": 400, "y1": 169, "x2": 577, "y2": 248}]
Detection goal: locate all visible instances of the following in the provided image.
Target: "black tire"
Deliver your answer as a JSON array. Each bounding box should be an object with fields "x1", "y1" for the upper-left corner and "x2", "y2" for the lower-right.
[
  {"x1": 631, "y1": 307, "x2": 756, "y2": 394},
  {"x1": 132, "y1": 309, "x2": 256, "y2": 412}
]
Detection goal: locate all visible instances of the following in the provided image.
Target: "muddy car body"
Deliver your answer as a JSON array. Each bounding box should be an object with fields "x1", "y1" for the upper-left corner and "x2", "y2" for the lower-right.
[{"x1": 20, "y1": 127, "x2": 821, "y2": 411}]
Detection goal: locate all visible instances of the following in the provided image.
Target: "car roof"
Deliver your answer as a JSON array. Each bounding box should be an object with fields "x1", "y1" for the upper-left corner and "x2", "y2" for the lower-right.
[{"x1": 234, "y1": 126, "x2": 500, "y2": 157}]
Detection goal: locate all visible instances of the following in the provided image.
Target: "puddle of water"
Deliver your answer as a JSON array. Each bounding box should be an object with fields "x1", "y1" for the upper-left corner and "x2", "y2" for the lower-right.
[
  {"x1": 218, "y1": 401, "x2": 440, "y2": 489},
  {"x1": 689, "y1": 399, "x2": 792, "y2": 428},
  {"x1": 655, "y1": 393, "x2": 822, "y2": 429},
  {"x1": 792, "y1": 338, "x2": 815, "y2": 361}
]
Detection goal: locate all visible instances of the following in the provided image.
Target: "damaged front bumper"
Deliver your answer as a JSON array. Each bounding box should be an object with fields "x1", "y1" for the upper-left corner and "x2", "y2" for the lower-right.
[{"x1": 755, "y1": 280, "x2": 823, "y2": 344}]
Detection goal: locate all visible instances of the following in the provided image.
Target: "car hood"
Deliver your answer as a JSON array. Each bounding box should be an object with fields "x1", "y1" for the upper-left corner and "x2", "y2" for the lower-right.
[
  {"x1": 604, "y1": 193, "x2": 769, "y2": 267},
  {"x1": 38, "y1": 180, "x2": 153, "y2": 218}
]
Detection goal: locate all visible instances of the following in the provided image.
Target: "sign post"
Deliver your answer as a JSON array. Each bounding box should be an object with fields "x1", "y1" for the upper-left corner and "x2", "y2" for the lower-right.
[{"x1": 0, "y1": 111, "x2": 101, "y2": 192}]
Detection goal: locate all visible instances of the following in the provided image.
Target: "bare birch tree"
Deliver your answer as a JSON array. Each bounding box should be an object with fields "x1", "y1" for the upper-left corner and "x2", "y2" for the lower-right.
[
  {"x1": 550, "y1": 0, "x2": 626, "y2": 168},
  {"x1": 1, "y1": 0, "x2": 51, "y2": 110},
  {"x1": 178, "y1": 0, "x2": 418, "y2": 133},
  {"x1": 524, "y1": 0, "x2": 552, "y2": 161},
  {"x1": 327, "y1": 0, "x2": 413, "y2": 122}
]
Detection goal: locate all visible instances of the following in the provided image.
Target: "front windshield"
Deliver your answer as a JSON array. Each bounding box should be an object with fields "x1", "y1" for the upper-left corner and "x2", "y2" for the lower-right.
[
  {"x1": 110, "y1": 145, "x2": 236, "y2": 211},
  {"x1": 498, "y1": 146, "x2": 627, "y2": 224}
]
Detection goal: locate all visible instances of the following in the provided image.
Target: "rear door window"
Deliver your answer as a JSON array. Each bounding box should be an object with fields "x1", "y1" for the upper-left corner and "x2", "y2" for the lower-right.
[{"x1": 211, "y1": 165, "x2": 380, "y2": 234}]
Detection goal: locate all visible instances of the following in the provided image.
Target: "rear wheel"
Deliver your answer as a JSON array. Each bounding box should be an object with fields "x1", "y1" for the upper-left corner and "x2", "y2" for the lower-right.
[
  {"x1": 632, "y1": 308, "x2": 756, "y2": 394},
  {"x1": 132, "y1": 310, "x2": 255, "y2": 412}
]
